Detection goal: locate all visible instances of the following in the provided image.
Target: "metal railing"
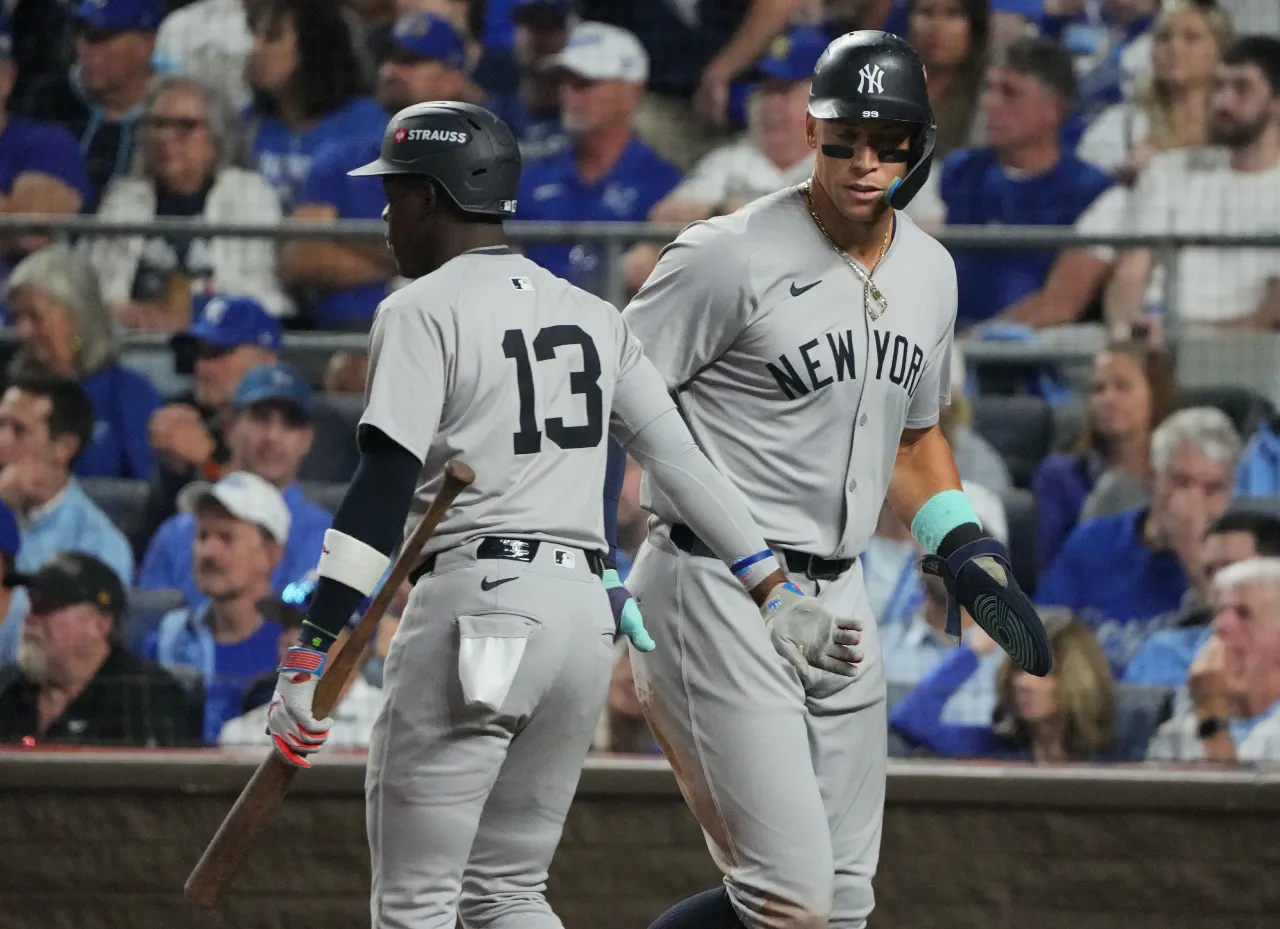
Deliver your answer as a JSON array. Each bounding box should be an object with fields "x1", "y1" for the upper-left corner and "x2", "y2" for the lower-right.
[{"x1": 2, "y1": 213, "x2": 1277, "y2": 364}]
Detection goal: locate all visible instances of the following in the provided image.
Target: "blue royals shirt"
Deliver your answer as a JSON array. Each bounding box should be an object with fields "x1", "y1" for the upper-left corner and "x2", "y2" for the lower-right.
[
  {"x1": 295, "y1": 135, "x2": 391, "y2": 327},
  {"x1": 137, "y1": 484, "x2": 332, "y2": 607},
  {"x1": 249, "y1": 97, "x2": 387, "y2": 214},
  {"x1": 939, "y1": 148, "x2": 1112, "y2": 327},
  {"x1": 517, "y1": 138, "x2": 681, "y2": 294},
  {"x1": 1036, "y1": 508, "x2": 1188, "y2": 674},
  {"x1": 75, "y1": 364, "x2": 162, "y2": 480}
]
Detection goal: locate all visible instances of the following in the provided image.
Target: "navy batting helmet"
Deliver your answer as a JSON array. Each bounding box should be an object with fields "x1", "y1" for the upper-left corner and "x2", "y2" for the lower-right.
[
  {"x1": 808, "y1": 31, "x2": 936, "y2": 210},
  {"x1": 350, "y1": 101, "x2": 521, "y2": 218}
]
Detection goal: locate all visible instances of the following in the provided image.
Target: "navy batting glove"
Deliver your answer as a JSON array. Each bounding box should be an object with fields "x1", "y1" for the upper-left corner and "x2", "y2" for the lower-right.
[
  {"x1": 921, "y1": 536, "x2": 1052, "y2": 677},
  {"x1": 603, "y1": 568, "x2": 655, "y2": 652}
]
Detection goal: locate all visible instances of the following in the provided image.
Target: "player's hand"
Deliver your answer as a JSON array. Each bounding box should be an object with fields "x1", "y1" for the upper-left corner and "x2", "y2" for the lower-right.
[
  {"x1": 604, "y1": 568, "x2": 655, "y2": 652},
  {"x1": 265, "y1": 646, "x2": 334, "y2": 768},
  {"x1": 761, "y1": 582, "x2": 863, "y2": 688},
  {"x1": 921, "y1": 536, "x2": 1053, "y2": 677}
]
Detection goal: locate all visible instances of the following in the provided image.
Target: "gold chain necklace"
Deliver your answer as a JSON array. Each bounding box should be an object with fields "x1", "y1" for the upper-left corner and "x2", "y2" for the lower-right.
[{"x1": 801, "y1": 181, "x2": 891, "y2": 321}]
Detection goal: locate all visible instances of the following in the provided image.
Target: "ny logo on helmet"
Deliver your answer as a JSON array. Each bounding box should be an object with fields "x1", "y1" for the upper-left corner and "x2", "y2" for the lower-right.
[{"x1": 858, "y1": 63, "x2": 885, "y2": 95}]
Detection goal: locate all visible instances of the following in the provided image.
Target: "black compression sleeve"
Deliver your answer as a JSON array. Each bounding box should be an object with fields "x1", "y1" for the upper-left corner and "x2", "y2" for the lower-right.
[
  {"x1": 937, "y1": 522, "x2": 987, "y2": 560},
  {"x1": 298, "y1": 426, "x2": 422, "y2": 652}
]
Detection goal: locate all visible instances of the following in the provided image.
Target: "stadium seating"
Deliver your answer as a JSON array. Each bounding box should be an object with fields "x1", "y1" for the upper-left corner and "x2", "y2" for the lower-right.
[
  {"x1": 971, "y1": 395, "x2": 1055, "y2": 488},
  {"x1": 121, "y1": 587, "x2": 187, "y2": 655},
  {"x1": 1177, "y1": 385, "x2": 1274, "y2": 439},
  {"x1": 299, "y1": 393, "x2": 362, "y2": 483},
  {"x1": 79, "y1": 477, "x2": 151, "y2": 552},
  {"x1": 998, "y1": 488, "x2": 1039, "y2": 596}
]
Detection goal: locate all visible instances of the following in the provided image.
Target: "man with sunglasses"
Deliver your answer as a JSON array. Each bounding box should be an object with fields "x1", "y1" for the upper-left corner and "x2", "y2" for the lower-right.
[
  {"x1": 620, "y1": 32, "x2": 1051, "y2": 929},
  {"x1": 18, "y1": 0, "x2": 164, "y2": 205},
  {"x1": 140, "y1": 294, "x2": 282, "y2": 546},
  {"x1": 139, "y1": 361, "x2": 331, "y2": 607}
]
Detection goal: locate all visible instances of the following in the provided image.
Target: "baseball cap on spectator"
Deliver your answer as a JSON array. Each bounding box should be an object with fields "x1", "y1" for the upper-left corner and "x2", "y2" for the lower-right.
[
  {"x1": 232, "y1": 363, "x2": 313, "y2": 420},
  {"x1": 390, "y1": 12, "x2": 467, "y2": 70},
  {"x1": 0, "y1": 19, "x2": 12, "y2": 60},
  {"x1": 173, "y1": 294, "x2": 283, "y2": 354},
  {"x1": 544, "y1": 22, "x2": 647, "y2": 84},
  {"x1": 72, "y1": 0, "x2": 165, "y2": 33},
  {"x1": 179, "y1": 471, "x2": 292, "y2": 545},
  {"x1": 24, "y1": 553, "x2": 126, "y2": 621},
  {"x1": 758, "y1": 27, "x2": 828, "y2": 83}
]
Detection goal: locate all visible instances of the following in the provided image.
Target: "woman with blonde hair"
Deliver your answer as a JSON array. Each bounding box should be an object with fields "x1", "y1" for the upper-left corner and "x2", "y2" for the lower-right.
[
  {"x1": 890, "y1": 613, "x2": 1118, "y2": 761},
  {"x1": 4, "y1": 245, "x2": 162, "y2": 479},
  {"x1": 1077, "y1": 0, "x2": 1232, "y2": 183},
  {"x1": 1032, "y1": 338, "x2": 1179, "y2": 573}
]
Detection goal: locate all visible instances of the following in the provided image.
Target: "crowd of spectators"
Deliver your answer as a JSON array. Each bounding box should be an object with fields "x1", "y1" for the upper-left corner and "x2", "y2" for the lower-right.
[{"x1": 0, "y1": 0, "x2": 1278, "y2": 768}]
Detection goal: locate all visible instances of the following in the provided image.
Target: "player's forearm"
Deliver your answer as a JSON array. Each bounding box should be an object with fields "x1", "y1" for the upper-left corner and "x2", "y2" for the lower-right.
[
  {"x1": 279, "y1": 241, "x2": 395, "y2": 289},
  {"x1": 887, "y1": 425, "x2": 963, "y2": 529},
  {"x1": 624, "y1": 409, "x2": 784, "y2": 604},
  {"x1": 298, "y1": 428, "x2": 421, "y2": 651}
]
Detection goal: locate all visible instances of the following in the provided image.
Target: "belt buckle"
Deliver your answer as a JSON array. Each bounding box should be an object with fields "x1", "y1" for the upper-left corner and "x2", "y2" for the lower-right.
[{"x1": 803, "y1": 554, "x2": 820, "y2": 582}]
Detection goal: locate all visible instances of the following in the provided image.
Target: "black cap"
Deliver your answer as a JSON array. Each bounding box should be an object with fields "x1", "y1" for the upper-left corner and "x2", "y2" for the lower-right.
[
  {"x1": 22, "y1": 553, "x2": 126, "y2": 620},
  {"x1": 349, "y1": 101, "x2": 521, "y2": 218}
]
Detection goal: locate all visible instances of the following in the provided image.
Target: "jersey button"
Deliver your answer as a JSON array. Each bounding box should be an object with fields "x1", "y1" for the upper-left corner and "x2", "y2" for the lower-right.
[
  {"x1": 847, "y1": 478, "x2": 858, "y2": 492},
  {"x1": 859, "y1": 413, "x2": 868, "y2": 426}
]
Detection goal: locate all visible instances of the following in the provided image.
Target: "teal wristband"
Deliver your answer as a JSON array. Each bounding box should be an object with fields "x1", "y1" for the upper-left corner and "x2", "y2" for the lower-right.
[{"x1": 910, "y1": 489, "x2": 982, "y2": 555}]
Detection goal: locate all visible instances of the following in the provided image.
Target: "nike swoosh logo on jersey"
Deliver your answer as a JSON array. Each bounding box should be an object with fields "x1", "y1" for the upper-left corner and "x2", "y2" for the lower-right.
[
  {"x1": 790, "y1": 279, "x2": 822, "y2": 297},
  {"x1": 481, "y1": 576, "x2": 519, "y2": 591}
]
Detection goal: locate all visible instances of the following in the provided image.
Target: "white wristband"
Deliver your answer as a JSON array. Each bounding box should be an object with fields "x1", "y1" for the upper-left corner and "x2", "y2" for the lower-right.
[
  {"x1": 317, "y1": 529, "x2": 391, "y2": 597},
  {"x1": 731, "y1": 550, "x2": 782, "y2": 591}
]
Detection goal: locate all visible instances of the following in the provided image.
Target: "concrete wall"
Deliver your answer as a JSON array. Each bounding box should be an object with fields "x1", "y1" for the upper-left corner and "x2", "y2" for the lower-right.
[{"x1": 2, "y1": 752, "x2": 1279, "y2": 929}]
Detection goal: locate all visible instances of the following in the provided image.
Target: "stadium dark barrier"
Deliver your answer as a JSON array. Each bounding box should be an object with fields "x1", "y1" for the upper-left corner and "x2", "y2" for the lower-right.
[{"x1": 2, "y1": 751, "x2": 1278, "y2": 928}]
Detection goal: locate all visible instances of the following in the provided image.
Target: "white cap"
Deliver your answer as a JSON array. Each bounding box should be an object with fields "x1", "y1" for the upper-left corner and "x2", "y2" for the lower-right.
[
  {"x1": 180, "y1": 471, "x2": 292, "y2": 545},
  {"x1": 545, "y1": 21, "x2": 648, "y2": 84},
  {"x1": 962, "y1": 480, "x2": 1008, "y2": 547}
]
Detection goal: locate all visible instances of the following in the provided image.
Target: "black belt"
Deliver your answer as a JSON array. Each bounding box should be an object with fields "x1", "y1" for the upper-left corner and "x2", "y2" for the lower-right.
[
  {"x1": 409, "y1": 537, "x2": 605, "y2": 587},
  {"x1": 669, "y1": 524, "x2": 854, "y2": 581}
]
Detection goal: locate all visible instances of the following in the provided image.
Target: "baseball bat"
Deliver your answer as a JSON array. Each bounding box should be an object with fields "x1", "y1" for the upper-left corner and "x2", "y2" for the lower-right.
[{"x1": 183, "y1": 459, "x2": 476, "y2": 909}]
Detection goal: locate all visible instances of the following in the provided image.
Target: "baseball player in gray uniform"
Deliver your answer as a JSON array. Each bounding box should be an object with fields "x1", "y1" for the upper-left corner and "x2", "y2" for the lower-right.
[
  {"x1": 260, "y1": 102, "x2": 862, "y2": 929},
  {"x1": 622, "y1": 33, "x2": 1053, "y2": 929}
]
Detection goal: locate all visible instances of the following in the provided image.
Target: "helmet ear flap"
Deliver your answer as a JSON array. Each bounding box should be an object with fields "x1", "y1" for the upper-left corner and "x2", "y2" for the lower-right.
[{"x1": 886, "y1": 122, "x2": 936, "y2": 210}]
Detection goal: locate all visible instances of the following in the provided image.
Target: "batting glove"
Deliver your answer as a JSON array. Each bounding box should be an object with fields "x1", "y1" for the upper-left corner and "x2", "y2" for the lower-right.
[
  {"x1": 603, "y1": 568, "x2": 655, "y2": 652},
  {"x1": 921, "y1": 535, "x2": 1053, "y2": 677},
  {"x1": 265, "y1": 646, "x2": 334, "y2": 768},
  {"x1": 762, "y1": 582, "x2": 863, "y2": 688}
]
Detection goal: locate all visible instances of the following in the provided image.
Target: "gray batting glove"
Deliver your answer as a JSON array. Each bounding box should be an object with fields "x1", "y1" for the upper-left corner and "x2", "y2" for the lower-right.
[{"x1": 761, "y1": 582, "x2": 864, "y2": 688}]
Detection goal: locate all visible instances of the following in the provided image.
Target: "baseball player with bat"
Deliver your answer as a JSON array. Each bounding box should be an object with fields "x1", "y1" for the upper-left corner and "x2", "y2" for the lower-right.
[
  {"x1": 618, "y1": 32, "x2": 1054, "y2": 929},
  {"x1": 261, "y1": 101, "x2": 862, "y2": 929}
]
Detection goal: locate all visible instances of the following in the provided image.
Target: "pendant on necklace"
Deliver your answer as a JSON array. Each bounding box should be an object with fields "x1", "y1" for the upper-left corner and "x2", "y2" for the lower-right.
[{"x1": 865, "y1": 280, "x2": 888, "y2": 321}]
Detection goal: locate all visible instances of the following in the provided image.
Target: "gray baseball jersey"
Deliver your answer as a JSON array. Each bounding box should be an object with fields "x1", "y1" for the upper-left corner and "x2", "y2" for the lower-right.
[
  {"x1": 360, "y1": 246, "x2": 672, "y2": 557},
  {"x1": 624, "y1": 185, "x2": 957, "y2": 559},
  {"x1": 622, "y1": 186, "x2": 958, "y2": 929}
]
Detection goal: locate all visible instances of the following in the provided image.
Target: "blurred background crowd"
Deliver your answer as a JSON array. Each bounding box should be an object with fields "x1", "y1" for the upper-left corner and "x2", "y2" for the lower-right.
[{"x1": 2, "y1": 0, "x2": 1280, "y2": 770}]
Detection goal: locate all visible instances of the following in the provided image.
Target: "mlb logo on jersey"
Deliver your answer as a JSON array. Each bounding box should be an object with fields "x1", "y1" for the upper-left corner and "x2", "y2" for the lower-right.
[
  {"x1": 511, "y1": 277, "x2": 535, "y2": 291},
  {"x1": 553, "y1": 548, "x2": 576, "y2": 569}
]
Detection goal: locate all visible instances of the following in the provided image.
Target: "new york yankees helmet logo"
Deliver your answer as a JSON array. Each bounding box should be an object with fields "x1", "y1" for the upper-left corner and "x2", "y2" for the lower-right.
[{"x1": 858, "y1": 63, "x2": 885, "y2": 95}]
